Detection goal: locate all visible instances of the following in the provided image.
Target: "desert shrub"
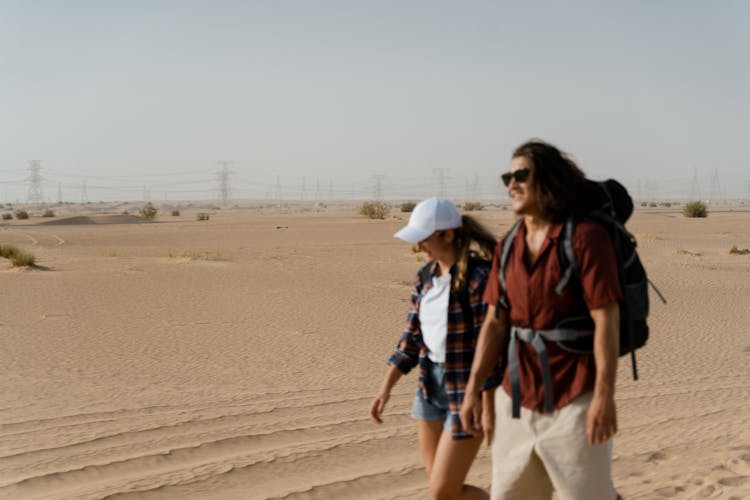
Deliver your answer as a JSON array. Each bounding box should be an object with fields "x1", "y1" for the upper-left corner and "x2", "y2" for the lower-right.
[
  {"x1": 169, "y1": 250, "x2": 221, "y2": 261},
  {"x1": 42, "y1": 209, "x2": 55, "y2": 217},
  {"x1": 1, "y1": 213, "x2": 12, "y2": 220},
  {"x1": 729, "y1": 245, "x2": 750, "y2": 255},
  {"x1": 139, "y1": 203, "x2": 157, "y2": 220},
  {"x1": 0, "y1": 244, "x2": 36, "y2": 267},
  {"x1": 0, "y1": 245, "x2": 13, "y2": 259},
  {"x1": 400, "y1": 201, "x2": 416, "y2": 213},
  {"x1": 171, "y1": 210, "x2": 180, "y2": 216},
  {"x1": 683, "y1": 201, "x2": 708, "y2": 218},
  {"x1": 649, "y1": 202, "x2": 657, "y2": 207},
  {"x1": 661, "y1": 202, "x2": 672, "y2": 208},
  {"x1": 196, "y1": 213, "x2": 210, "y2": 221},
  {"x1": 121, "y1": 210, "x2": 130, "y2": 215},
  {"x1": 359, "y1": 201, "x2": 389, "y2": 220},
  {"x1": 640, "y1": 202, "x2": 648, "y2": 207},
  {"x1": 463, "y1": 201, "x2": 484, "y2": 211},
  {"x1": 14, "y1": 210, "x2": 29, "y2": 220}
]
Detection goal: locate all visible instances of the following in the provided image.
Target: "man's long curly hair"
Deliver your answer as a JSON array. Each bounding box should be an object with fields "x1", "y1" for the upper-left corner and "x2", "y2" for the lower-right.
[{"x1": 512, "y1": 140, "x2": 586, "y2": 223}]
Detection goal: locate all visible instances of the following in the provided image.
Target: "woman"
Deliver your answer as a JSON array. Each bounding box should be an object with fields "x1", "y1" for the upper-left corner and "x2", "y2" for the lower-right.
[{"x1": 369, "y1": 197, "x2": 502, "y2": 500}]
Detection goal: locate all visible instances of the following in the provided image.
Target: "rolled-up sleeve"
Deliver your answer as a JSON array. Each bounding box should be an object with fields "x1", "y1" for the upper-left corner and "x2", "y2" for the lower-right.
[
  {"x1": 574, "y1": 221, "x2": 622, "y2": 310},
  {"x1": 388, "y1": 276, "x2": 422, "y2": 374}
]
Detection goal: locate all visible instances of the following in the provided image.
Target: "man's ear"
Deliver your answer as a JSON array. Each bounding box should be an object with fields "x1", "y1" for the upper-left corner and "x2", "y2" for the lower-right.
[{"x1": 442, "y1": 229, "x2": 456, "y2": 244}]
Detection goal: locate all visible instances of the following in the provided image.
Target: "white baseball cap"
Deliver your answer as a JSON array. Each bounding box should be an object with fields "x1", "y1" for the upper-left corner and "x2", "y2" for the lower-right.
[{"x1": 394, "y1": 198, "x2": 462, "y2": 243}]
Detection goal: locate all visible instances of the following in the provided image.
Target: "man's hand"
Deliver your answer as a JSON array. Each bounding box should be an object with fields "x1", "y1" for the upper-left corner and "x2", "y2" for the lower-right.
[
  {"x1": 586, "y1": 393, "x2": 617, "y2": 445},
  {"x1": 459, "y1": 388, "x2": 483, "y2": 436}
]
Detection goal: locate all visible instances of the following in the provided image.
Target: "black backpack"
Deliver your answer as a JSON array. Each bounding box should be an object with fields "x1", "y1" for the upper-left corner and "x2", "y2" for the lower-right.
[{"x1": 498, "y1": 179, "x2": 666, "y2": 406}]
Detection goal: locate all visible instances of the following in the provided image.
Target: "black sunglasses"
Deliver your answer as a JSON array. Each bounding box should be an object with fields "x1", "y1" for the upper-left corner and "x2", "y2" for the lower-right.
[{"x1": 501, "y1": 168, "x2": 531, "y2": 187}]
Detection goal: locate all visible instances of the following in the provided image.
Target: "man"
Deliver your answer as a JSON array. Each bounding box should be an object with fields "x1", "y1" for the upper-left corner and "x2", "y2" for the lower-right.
[{"x1": 460, "y1": 140, "x2": 621, "y2": 499}]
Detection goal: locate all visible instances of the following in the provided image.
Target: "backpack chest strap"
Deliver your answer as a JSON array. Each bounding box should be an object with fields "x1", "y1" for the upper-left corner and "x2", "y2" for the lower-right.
[{"x1": 508, "y1": 325, "x2": 594, "y2": 418}]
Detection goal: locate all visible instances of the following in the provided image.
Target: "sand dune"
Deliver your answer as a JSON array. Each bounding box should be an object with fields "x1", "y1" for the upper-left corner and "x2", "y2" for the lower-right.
[
  {"x1": 1, "y1": 205, "x2": 749, "y2": 499},
  {"x1": 37, "y1": 215, "x2": 147, "y2": 226}
]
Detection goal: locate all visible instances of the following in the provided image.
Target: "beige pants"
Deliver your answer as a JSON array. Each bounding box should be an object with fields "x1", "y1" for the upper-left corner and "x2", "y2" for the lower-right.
[{"x1": 491, "y1": 390, "x2": 617, "y2": 500}]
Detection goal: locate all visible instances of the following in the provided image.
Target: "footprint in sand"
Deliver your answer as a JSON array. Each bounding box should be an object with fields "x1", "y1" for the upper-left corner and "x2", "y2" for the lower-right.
[
  {"x1": 697, "y1": 485, "x2": 715, "y2": 497},
  {"x1": 646, "y1": 451, "x2": 667, "y2": 463},
  {"x1": 717, "y1": 475, "x2": 750, "y2": 487},
  {"x1": 655, "y1": 485, "x2": 684, "y2": 497}
]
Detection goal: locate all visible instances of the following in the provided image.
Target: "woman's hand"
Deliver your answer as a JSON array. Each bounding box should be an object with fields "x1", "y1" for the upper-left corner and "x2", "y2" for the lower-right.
[{"x1": 369, "y1": 391, "x2": 390, "y2": 424}]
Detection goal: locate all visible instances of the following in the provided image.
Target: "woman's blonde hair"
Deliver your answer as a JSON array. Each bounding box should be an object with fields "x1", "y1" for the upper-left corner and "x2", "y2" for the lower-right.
[{"x1": 451, "y1": 214, "x2": 497, "y2": 294}]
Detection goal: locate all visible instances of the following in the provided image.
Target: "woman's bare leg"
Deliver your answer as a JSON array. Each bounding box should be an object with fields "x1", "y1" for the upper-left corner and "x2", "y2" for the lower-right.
[
  {"x1": 429, "y1": 431, "x2": 487, "y2": 499},
  {"x1": 417, "y1": 420, "x2": 445, "y2": 478}
]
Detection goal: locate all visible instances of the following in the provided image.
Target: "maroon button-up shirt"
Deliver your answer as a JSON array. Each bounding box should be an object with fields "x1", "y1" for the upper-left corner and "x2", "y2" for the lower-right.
[{"x1": 483, "y1": 219, "x2": 622, "y2": 411}]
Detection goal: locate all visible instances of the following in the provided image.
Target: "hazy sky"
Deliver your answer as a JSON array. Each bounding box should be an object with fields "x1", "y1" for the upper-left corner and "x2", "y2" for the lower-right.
[{"x1": 1, "y1": 0, "x2": 748, "y2": 202}]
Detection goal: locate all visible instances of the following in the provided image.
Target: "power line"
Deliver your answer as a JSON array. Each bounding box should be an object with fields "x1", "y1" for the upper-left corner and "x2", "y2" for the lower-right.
[
  {"x1": 433, "y1": 168, "x2": 448, "y2": 198},
  {"x1": 709, "y1": 168, "x2": 721, "y2": 203},
  {"x1": 373, "y1": 175, "x2": 386, "y2": 200},
  {"x1": 26, "y1": 160, "x2": 44, "y2": 203},
  {"x1": 689, "y1": 168, "x2": 700, "y2": 201},
  {"x1": 216, "y1": 160, "x2": 234, "y2": 206}
]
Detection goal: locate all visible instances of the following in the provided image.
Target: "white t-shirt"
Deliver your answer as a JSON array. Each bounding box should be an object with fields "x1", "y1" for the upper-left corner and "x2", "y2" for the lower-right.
[{"x1": 418, "y1": 272, "x2": 451, "y2": 363}]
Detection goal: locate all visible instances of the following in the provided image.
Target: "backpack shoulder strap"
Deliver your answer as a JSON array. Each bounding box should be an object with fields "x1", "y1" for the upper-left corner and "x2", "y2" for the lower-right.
[
  {"x1": 555, "y1": 216, "x2": 578, "y2": 296},
  {"x1": 498, "y1": 220, "x2": 523, "y2": 308}
]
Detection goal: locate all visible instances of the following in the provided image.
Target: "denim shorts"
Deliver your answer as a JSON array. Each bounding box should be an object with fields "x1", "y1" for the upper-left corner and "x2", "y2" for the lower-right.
[{"x1": 410, "y1": 361, "x2": 451, "y2": 429}]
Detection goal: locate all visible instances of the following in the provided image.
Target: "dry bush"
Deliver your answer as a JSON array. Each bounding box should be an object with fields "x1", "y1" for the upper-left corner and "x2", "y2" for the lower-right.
[
  {"x1": 729, "y1": 245, "x2": 750, "y2": 255},
  {"x1": 1, "y1": 213, "x2": 11, "y2": 220},
  {"x1": 196, "y1": 213, "x2": 210, "y2": 221},
  {"x1": 168, "y1": 250, "x2": 222, "y2": 261},
  {"x1": 14, "y1": 210, "x2": 29, "y2": 220},
  {"x1": 683, "y1": 201, "x2": 708, "y2": 218},
  {"x1": 140, "y1": 203, "x2": 158, "y2": 220},
  {"x1": 171, "y1": 210, "x2": 180, "y2": 216},
  {"x1": 0, "y1": 244, "x2": 36, "y2": 267},
  {"x1": 400, "y1": 201, "x2": 416, "y2": 213},
  {"x1": 677, "y1": 248, "x2": 701, "y2": 257},
  {"x1": 359, "y1": 201, "x2": 389, "y2": 219},
  {"x1": 42, "y1": 209, "x2": 55, "y2": 217},
  {"x1": 463, "y1": 201, "x2": 484, "y2": 211}
]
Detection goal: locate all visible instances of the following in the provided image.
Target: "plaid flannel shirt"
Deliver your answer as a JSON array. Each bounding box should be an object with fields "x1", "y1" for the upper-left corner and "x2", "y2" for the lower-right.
[{"x1": 388, "y1": 259, "x2": 504, "y2": 439}]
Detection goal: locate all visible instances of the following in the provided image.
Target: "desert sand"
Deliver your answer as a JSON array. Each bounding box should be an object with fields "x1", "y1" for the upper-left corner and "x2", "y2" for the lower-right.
[{"x1": 1, "y1": 203, "x2": 749, "y2": 499}]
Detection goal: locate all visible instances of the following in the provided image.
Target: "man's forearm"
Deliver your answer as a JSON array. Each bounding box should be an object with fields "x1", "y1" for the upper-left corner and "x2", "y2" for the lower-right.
[{"x1": 591, "y1": 302, "x2": 620, "y2": 398}]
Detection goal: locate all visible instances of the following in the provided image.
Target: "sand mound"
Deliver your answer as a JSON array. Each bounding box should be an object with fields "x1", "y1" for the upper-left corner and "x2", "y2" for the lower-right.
[{"x1": 39, "y1": 215, "x2": 147, "y2": 225}]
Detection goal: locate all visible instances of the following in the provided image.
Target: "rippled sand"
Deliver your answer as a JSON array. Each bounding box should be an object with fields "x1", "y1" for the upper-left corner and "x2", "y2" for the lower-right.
[{"x1": 2, "y1": 204, "x2": 749, "y2": 499}]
